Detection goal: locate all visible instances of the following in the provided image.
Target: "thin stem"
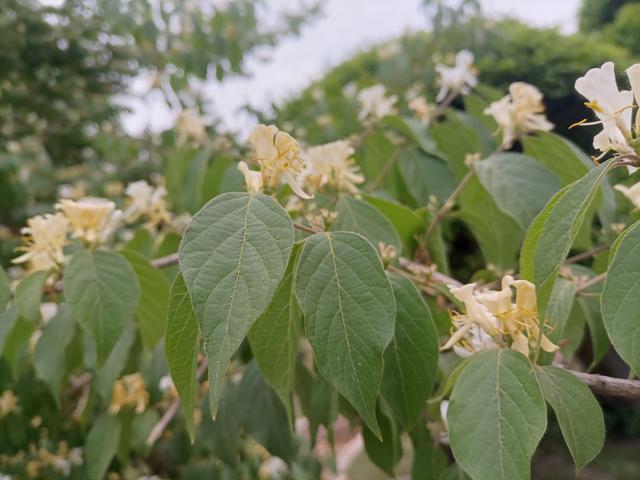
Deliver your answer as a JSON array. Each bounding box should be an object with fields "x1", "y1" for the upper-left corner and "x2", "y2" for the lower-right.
[
  {"x1": 564, "y1": 244, "x2": 609, "y2": 265},
  {"x1": 423, "y1": 168, "x2": 474, "y2": 240},
  {"x1": 367, "y1": 150, "x2": 400, "y2": 192},
  {"x1": 575, "y1": 272, "x2": 607, "y2": 294},
  {"x1": 293, "y1": 222, "x2": 320, "y2": 235}
]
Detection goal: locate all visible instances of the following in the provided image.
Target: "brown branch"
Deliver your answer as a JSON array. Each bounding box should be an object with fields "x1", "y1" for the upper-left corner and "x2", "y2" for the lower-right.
[
  {"x1": 565, "y1": 368, "x2": 640, "y2": 399},
  {"x1": 575, "y1": 272, "x2": 607, "y2": 293},
  {"x1": 146, "y1": 359, "x2": 208, "y2": 446},
  {"x1": 151, "y1": 252, "x2": 179, "y2": 268},
  {"x1": 564, "y1": 244, "x2": 609, "y2": 265}
]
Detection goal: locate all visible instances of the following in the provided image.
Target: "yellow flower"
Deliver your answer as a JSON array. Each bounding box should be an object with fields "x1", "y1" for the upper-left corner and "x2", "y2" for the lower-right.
[
  {"x1": 305, "y1": 140, "x2": 364, "y2": 194},
  {"x1": 442, "y1": 276, "x2": 558, "y2": 358},
  {"x1": 408, "y1": 96, "x2": 435, "y2": 123},
  {"x1": 109, "y1": 373, "x2": 149, "y2": 415},
  {"x1": 12, "y1": 213, "x2": 69, "y2": 271},
  {"x1": 175, "y1": 108, "x2": 207, "y2": 143},
  {"x1": 0, "y1": 390, "x2": 18, "y2": 417},
  {"x1": 484, "y1": 82, "x2": 554, "y2": 148},
  {"x1": 249, "y1": 124, "x2": 311, "y2": 199},
  {"x1": 238, "y1": 161, "x2": 264, "y2": 194},
  {"x1": 56, "y1": 198, "x2": 117, "y2": 244}
]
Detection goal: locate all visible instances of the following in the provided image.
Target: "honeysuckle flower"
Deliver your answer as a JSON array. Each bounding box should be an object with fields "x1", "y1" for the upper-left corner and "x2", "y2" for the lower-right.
[
  {"x1": 357, "y1": 84, "x2": 398, "y2": 121},
  {"x1": 123, "y1": 180, "x2": 171, "y2": 229},
  {"x1": 56, "y1": 198, "x2": 117, "y2": 244},
  {"x1": 342, "y1": 81, "x2": 358, "y2": 98},
  {"x1": 238, "y1": 161, "x2": 264, "y2": 194},
  {"x1": 408, "y1": 96, "x2": 435, "y2": 123},
  {"x1": 0, "y1": 390, "x2": 17, "y2": 417},
  {"x1": 435, "y1": 50, "x2": 478, "y2": 102},
  {"x1": 175, "y1": 108, "x2": 207, "y2": 143},
  {"x1": 12, "y1": 213, "x2": 69, "y2": 272},
  {"x1": 305, "y1": 140, "x2": 364, "y2": 194},
  {"x1": 484, "y1": 82, "x2": 554, "y2": 148},
  {"x1": 249, "y1": 124, "x2": 312, "y2": 199},
  {"x1": 109, "y1": 373, "x2": 149, "y2": 415},
  {"x1": 377, "y1": 242, "x2": 397, "y2": 266},
  {"x1": 615, "y1": 182, "x2": 640, "y2": 209},
  {"x1": 442, "y1": 276, "x2": 558, "y2": 358},
  {"x1": 574, "y1": 62, "x2": 638, "y2": 169}
]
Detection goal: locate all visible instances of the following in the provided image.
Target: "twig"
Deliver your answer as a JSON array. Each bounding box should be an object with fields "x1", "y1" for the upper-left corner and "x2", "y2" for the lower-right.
[
  {"x1": 575, "y1": 272, "x2": 607, "y2": 293},
  {"x1": 146, "y1": 360, "x2": 208, "y2": 446},
  {"x1": 424, "y1": 168, "x2": 474, "y2": 240},
  {"x1": 565, "y1": 368, "x2": 640, "y2": 399},
  {"x1": 151, "y1": 252, "x2": 179, "y2": 268},
  {"x1": 564, "y1": 244, "x2": 609, "y2": 265},
  {"x1": 293, "y1": 222, "x2": 320, "y2": 235}
]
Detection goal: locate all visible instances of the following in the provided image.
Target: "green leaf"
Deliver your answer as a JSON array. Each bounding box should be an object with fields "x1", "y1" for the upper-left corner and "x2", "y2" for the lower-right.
[
  {"x1": 382, "y1": 273, "x2": 438, "y2": 429},
  {"x1": 122, "y1": 250, "x2": 170, "y2": 350},
  {"x1": 248, "y1": 246, "x2": 301, "y2": 426},
  {"x1": 363, "y1": 194, "x2": 425, "y2": 254},
  {"x1": 34, "y1": 305, "x2": 75, "y2": 405},
  {"x1": 295, "y1": 231, "x2": 396, "y2": 438},
  {"x1": 0, "y1": 306, "x2": 34, "y2": 376},
  {"x1": 578, "y1": 296, "x2": 609, "y2": 369},
  {"x1": 538, "y1": 279, "x2": 576, "y2": 365},
  {"x1": 15, "y1": 270, "x2": 48, "y2": 323},
  {"x1": 560, "y1": 302, "x2": 585, "y2": 360},
  {"x1": 0, "y1": 266, "x2": 9, "y2": 313},
  {"x1": 94, "y1": 322, "x2": 136, "y2": 401},
  {"x1": 363, "y1": 405, "x2": 403, "y2": 476},
  {"x1": 535, "y1": 366, "x2": 604, "y2": 471},
  {"x1": 399, "y1": 148, "x2": 456, "y2": 205},
  {"x1": 333, "y1": 195, "x2": 401, "y2": 252},
  {"x1": 239, "y1": 361, "x2": 295, "y2": 461},
  {"x1": 449, "y1": 350, "x2": 546, "y2": 480},
  {"x1": 601, "y1": 219, "x2": 640, "y2": 373},
  {"x1": 65, "y1": 250, "x2": 140, "y2": 365},
  {"x1": 383, "y1": 115, "x2": 440, "y2": 155},
  {"x1": 410, "y1": 421, "x2": 448, "y2": 480},
  {"x1": 474, "y1": 153, "x2": 559, "y2": 230},
  {"x1": 296, "y1": 361, "x2": 339, "y2": 443},
  {"x1": 520, "y1": 161, "x2": 614, "y2": 318},
  {"x1": 85, "y1": 413, "x2": 122, "y2": 480},
  {"x1": 456, "y1": 177, "x2": 523, "y2": 270},
  {"x1": 179, "y1": 192, "x2": 294, "y2": 417},
  {"x1": 165, "y1": 273, "x2": 200, "y2": 441},
  {"x1": 356, "y1": 132, "x2": 404, "y2": 196}
]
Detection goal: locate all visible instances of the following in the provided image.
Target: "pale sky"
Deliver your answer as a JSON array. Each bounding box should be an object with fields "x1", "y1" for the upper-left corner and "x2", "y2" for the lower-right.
[{"x1": 119, "y1": 0, "x2": 582, "y2": 137}]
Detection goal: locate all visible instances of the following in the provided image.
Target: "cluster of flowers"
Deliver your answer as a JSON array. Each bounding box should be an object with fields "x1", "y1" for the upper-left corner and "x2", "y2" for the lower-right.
[
  {"x1": 441, "y1": 276, "x2": 558, "y2": 359},
  {"x1": 13, "y1": 180, "x2": 173, "y2": 273}
]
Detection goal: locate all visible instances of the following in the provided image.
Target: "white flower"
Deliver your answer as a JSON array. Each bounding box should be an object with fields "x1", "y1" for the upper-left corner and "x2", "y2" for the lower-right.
[
  {"x1": 615, "y1": 182, "x2": 640, "y2": 209},
  {"x1": 123, "y1": 180, "x2": 171, "y2": 228},
  {"x1": 435, "y1": 50, "x2": 478, "y2": 102},
  {"x1": 56, "y1": 198, "x2": 117, "y2": 244},
  {"x1": 158, "y1": 375, "x2": 175, "y2": 393},
  {"x1": 12, "y1": 213, "x2": 69, "y2": 271},
  {"x1": 574, "y1": 62, "x2": 636, "y2": 169},
  {"x1": 175, "y1": 108, "x2": 207, "y2": 143},
  {"x1": 408, "y1": 96, "x2": 435, "y2": 123},
  {"x1": 249, "y1": 124, "x2": 312, "y2": 199},
  {"x1": 238, "y1": 161, "x2": 264, "y2": 194},
  {"x1": 357, "y1": 84, "x2": 397, "y2": 121},
  {"x1": 305, "y1": 140, "x2": 364, "y2": 194},
  {"x1": 484, "y1": 82, "x2": 554, "y2": 148}
]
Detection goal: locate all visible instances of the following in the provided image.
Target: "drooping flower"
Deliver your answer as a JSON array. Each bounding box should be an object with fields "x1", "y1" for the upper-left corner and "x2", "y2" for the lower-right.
[
  {"x1": 249, "y1": 124, "x2": 312, "y2": 199},
  {"x1": 574, "y1": 62, "x2": 637, "y2": 167},
  {"x1": 12, "y1": 213, "x2": 69, "y2": 272},
  {"x1": 408, "y1": 96, "x2": 435, "y2": 123},
  {"x1": 614, "y1": 182, "x2": 640, "y2": 209},
  {"x1": 442, "y1": 276, "x2": 558, "y2": 358},
  {"x1": 357, "y1": 84, "x2": 398, "y2": 121},
  {"x1": 56, "y1": 198, "x2": 118, "y2": 244},
  {"x1": 238, "y1": 161, "x2": 264, "y2": 194},
  {"x1": 123, "y1": 180, "x2": 172, "y2": 229},
  {"x1": 305, "y1": 140, "x2": 364, "y2": 194},
  {"x1": 484, "y1": 82, "x2": 554, "y2": 148},
  {"x1": 435, "y1": 50, "x2": 478, "y2": 102},
  {"x1": 175, "y1": 108, "x2": 207, "y2": 143},
  {"x1": 109, "y1": 373, "x2": 149, "y2": 415}
]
